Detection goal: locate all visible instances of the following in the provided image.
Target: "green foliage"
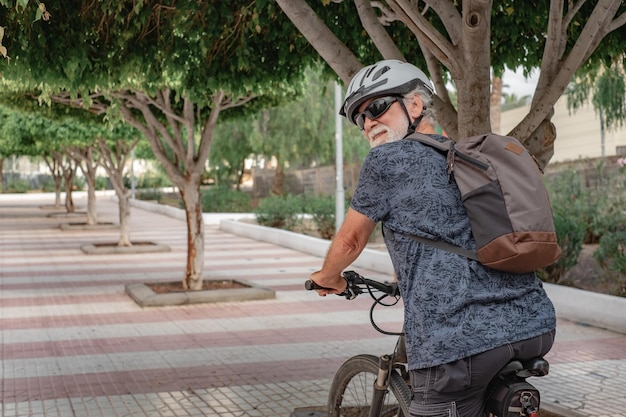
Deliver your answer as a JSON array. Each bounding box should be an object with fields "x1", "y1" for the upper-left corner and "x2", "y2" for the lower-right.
[
  {"x1": 254, "y1": 194, "x2": 304, "y2": 230},
  {"x1": 545, "y1": 167, "x2": 621, "y2": 244},
  {"x1": 594, "y1": 230, "x2": 626, "y2": 276},
  {"x1": 249, "y1": 65, "x2": 369, "y2": 178},
  {"x1": 200, "y1": 187, "x2": 252, "y2": 213},
  {"x1": 2, "y1": 178, "x2": 30, "y2": 193},
  {"x1": 253, "y1": 193, "x2": 342, "y2": 239},
  {"x1": 135, "y1": 189, "x2": 163, "y2": 203},
  {"x1": 127, "y1": 171, "x2": 171, "y2": 189},
  {"x1": 0, "y1": 1, "x2": 316, "y2": 110},
  {"x1": 95, "y1": 176, "x2": 110, "y2": 190},
  {"x1": 303, "y1": 194, "x2": 336, "y2": 239},
  {"x1": 546, "y1": 159, "x2": 626, "y2": 285},
  {"x1": 72, "y1": 176, "x2": 84, "y2": 191},
  {"x1": 209, "y1": 119, "x2": 255, "y2": 188},
  {"x1": 567, "y1": 61, "x2": 626, "y2": 133},
  {"x1": 538, "y1": 213, "x2": 586, "y2": 284},
  {"x1": 39, "y1": 177, "x2": 57, "y2": 192}
]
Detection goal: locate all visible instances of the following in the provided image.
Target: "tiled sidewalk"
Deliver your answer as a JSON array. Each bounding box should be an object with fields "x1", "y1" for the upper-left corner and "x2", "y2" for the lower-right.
[{"x1": 1, "y1": 194, "x2": 625, "y2": 417}]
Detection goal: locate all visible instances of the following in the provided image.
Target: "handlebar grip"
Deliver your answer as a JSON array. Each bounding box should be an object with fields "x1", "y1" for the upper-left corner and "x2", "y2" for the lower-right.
[
  {"x1": 304, "y1": 280, "x2": 323, "y2": 290},
  {"x1": 305, "y1": 278, "x2": 357, "y2": 300}
]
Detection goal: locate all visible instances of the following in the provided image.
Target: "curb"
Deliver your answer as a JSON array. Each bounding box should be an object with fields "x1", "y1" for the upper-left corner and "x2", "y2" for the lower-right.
[
  {"x1": 125, "y1": 280, "x2": 275, "y2": 307},
  {"x1": 219, "y1": 219, "x2": 395, "y2": 276},
  {"x1": 542, "y1": 283, "x2": 626, "y2": 334},
  {"x1": 80, "y1": 242, "x2": 171, "y2": 255}
]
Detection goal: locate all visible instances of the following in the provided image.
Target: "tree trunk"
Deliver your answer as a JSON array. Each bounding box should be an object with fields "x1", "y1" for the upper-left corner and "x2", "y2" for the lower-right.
[
  {"x1": 272, "y1": 163, "x2": 285, "y2": 196},
  {"x1": 43, "y1": 153, "x2": 64, "y2": 208},
  {"x1": 53, "y1": 177, "x2": 63, "y2": 207},
  {"x1": 64, "y1": 179, "x2": 75, "y2": 213},
  {"x1": 0, "y1": 158, "x2": 3, "y2": 192},
  {"x1": 180, "y1": 175, "x2": 205, "y2": 291},
  {"x1": 72, "y1": 148, "x2": 99, "y2": 226},
  {"x1": 116, "y1": 188, "x2": 132, "y2": 246},
  {"x1": 96, "y1": 137, "x2": 139, "y2": 247},
  {"x1": 84, "y1": 172, "x2": 98, "y2": 225},
  {"x1": 490, "y1": 74, "x2": 502, "y2": 134},
  {"x1": 236, "y1": 158, "x2": 245, "y2": 192},
  {"x1": 61, "y1": 159, "x2": 76, "y2": 213}
]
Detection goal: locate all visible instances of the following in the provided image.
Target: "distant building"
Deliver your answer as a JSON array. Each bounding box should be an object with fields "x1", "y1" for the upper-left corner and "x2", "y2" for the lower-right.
[{"x1": 500, "y1": 95, "x2": 626, "y2": 163}]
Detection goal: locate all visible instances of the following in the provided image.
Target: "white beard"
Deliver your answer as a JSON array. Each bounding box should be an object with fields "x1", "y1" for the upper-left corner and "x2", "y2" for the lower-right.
[{"x1": 367, "y1": 123, "x2": 407, "y2": 148}]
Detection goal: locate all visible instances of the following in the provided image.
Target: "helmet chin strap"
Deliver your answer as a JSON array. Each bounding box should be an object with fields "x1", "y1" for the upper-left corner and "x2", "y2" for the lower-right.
[
  {"x1": 397, "y1": 98, "x2": 423, "y2": 136},
  {"x1": 406, "y1": 115, "x2": 423, "y2": 135}
]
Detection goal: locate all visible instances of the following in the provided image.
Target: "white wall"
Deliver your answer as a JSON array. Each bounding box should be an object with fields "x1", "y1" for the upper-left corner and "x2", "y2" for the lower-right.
[{"x1": 500, "y1": 95, "x2": 626, "y2": 163}]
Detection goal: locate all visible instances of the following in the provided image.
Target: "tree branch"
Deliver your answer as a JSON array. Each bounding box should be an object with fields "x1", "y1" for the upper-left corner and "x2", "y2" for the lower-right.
[
  {"x1": 275, "y1": 0, "x2": 364, "y2": 83},
  {"x1": 386, "y1": 0, "x2": 462, "y2": 76},
  {"x1": 49, "y1": 91, "x2": 109, "y2": 115},
  {"x1": 355, "y1": 0, "x2": 405, "y2": 60}
]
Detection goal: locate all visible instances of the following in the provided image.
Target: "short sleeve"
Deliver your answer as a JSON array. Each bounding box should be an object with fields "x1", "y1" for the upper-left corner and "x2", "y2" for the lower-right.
[{"x1": 350, "y1": 149, "x2": 393, "y2": 223}]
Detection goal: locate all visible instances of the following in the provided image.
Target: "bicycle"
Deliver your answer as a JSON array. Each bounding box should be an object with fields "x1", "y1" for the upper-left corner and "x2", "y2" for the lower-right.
[{"x1": 305, "y1": 270, "x2": 549, "y2": 417}]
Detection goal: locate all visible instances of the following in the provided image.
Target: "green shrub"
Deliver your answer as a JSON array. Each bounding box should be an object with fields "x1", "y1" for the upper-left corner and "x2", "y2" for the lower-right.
[
  {"x1": 3, "y1": 179, "x2": 31, "y2": 193},
  {"x1": 73, "y1": 177, "x2": 85, "y2": 191},
  {"x1": 201, "y1": 187, "x2": 252, "y2": 213},
  {"x1": 95, "y1": 176, "x2": 110, "y2": 190},
  {"x1": 136, "y1": 189, "x2": 163, "y2": 202},
  {"x1": 126, "y1": 172, "x2": 171, "y2": 189},
  {"x1": 304, "y1": 195, "x2": 336, "y2": 239},
  {"x1": 545, "y1": 168, "x2": 624, "y2": 244},
  {"x1": 594, "y1": 230, "x2": 626, "y2": 275},
  {"x1": 255, "y1": 194, "x2": 304, "y2": 230},
  {"x1": 40, "y1": 178, "x2": 57, "y2": 192},
  {"x1": 538, "y1": 212, "x2": 586, "y2": 284}
]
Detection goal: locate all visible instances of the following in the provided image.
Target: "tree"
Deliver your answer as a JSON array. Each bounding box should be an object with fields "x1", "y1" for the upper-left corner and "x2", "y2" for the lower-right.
[
  {"x1": 250, "y1": 66, "x2": 370, "y2": 195},
  {"x1": 94, "y1": 126, "x2": 142, "y2": 246},
  {"x1": 0, "y1": 1, "x2": 319, "y2": 290},
  {"x1": 275, "y1": 0, "x2": 626, "y2": 167},
  {"x1": 209, "y1": 119, "x2": 256, "y2": 190},
  {"x1": 0, "y1": 100, "x2": 81, "y2": 210},
  {"x1": 251, "y1": 68, "x2": 338, "y2": 195}
]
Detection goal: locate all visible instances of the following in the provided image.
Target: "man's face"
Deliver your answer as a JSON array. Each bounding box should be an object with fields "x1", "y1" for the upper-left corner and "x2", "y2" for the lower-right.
[{"x1": 356, "y1": 97, "x2": 409, "y2": 148}]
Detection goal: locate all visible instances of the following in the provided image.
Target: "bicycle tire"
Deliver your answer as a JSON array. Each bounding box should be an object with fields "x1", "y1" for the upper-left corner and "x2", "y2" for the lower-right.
[{"x1": 328, "y1": 354, "x2": 412, "y2": 417}]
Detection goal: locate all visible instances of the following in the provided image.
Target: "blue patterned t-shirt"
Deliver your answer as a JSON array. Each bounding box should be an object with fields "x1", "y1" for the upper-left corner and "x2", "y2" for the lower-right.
[{"x1": 350, "y1": 136, "x2": 556, "y2": 370}]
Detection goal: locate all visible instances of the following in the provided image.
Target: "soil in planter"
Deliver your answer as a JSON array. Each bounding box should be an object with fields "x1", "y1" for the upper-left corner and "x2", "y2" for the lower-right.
[
  {"x1": 94, "y1": 241, "x2": 157, "y2": 247},
  {"x1": 147, "y1": 280, "x2": 249, "y2": 294}
]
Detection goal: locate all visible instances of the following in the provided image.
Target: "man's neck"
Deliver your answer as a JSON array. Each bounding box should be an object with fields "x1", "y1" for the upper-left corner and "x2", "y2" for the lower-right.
[{"x1": 414, "y1": 121, "x2": 437, "y2": 135}]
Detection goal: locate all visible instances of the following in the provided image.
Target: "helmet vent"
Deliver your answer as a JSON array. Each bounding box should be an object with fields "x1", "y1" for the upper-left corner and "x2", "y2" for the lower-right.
[{"x1": 372, "y1": 65, "x2": 391, "y2": 81}]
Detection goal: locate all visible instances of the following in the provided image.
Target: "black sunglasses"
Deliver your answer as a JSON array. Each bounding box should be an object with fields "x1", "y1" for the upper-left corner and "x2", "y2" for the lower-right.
[{"x1": 354, "y1": 96, "x2": 400, "y2": 130}]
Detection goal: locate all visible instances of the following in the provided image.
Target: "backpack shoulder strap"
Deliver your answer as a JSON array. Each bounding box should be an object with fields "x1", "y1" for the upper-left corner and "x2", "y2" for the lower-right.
[
  {"x1": 383, "y1": 225, "x2": 479, "y2": 261},
  {"x1": 404, "y1": 132, "x2": 453, "y2": 153}
]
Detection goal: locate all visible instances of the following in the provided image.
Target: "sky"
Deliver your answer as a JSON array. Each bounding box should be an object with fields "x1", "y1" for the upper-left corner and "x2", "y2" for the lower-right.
[{"x1": 502, "y1": 67, "x2": 540, "y2": 98}]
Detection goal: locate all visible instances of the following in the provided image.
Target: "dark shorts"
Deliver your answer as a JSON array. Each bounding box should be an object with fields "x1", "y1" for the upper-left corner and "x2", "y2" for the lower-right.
[{"x1": 408, "y1": 330, "x2": 555, "y2": 417}]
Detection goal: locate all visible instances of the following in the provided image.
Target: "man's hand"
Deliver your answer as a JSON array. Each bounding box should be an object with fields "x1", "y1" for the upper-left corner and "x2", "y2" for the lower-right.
[{"x1": 309, "y1": 271, "x2": 347, "y2": 297}]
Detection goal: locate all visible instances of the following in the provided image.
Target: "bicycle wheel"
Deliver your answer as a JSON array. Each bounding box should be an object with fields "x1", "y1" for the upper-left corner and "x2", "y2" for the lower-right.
[{"x1": 328, "y1": 354, "x2": 412, "y2": 417}]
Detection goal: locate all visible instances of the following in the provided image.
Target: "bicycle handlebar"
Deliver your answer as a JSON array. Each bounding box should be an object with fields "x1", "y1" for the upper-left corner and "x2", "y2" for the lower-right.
[
  {"x1": 306, "y1": 271, "x2": 403, "y2": 336},
  {"x1": 305, "y1": 270, "x2": 399, "y2": 300}
]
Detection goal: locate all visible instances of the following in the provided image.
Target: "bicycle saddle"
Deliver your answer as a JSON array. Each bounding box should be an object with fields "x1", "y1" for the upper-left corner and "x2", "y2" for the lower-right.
[
  {"x1": 497, "y1": 357, "x2": 549, "y2": 379},
  {"x1": 518, "y1": 357, "x2": 549, "y2": 378}
]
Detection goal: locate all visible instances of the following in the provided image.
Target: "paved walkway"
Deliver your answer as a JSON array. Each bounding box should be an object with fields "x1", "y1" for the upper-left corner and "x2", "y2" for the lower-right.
[{"x1": 1, "y1": 194, "x2": 625, "y2": 417}]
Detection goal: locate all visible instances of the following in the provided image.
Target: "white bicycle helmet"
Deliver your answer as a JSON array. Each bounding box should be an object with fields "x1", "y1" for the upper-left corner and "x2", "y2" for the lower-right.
[{"x1": 340, "y1": 59, "x2": 434, "y2": 126}]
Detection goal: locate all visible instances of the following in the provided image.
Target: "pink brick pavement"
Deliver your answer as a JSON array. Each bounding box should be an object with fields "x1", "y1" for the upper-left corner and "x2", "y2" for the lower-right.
[{"x1": 1, "y1": 195, "x2": 625, "y2": 417}]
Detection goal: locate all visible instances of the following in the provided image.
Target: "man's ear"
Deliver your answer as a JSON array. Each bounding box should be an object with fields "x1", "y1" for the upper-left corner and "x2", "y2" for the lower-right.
[{"x1": 408, "y1": 94, "x2": 424, "y2": 119}]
